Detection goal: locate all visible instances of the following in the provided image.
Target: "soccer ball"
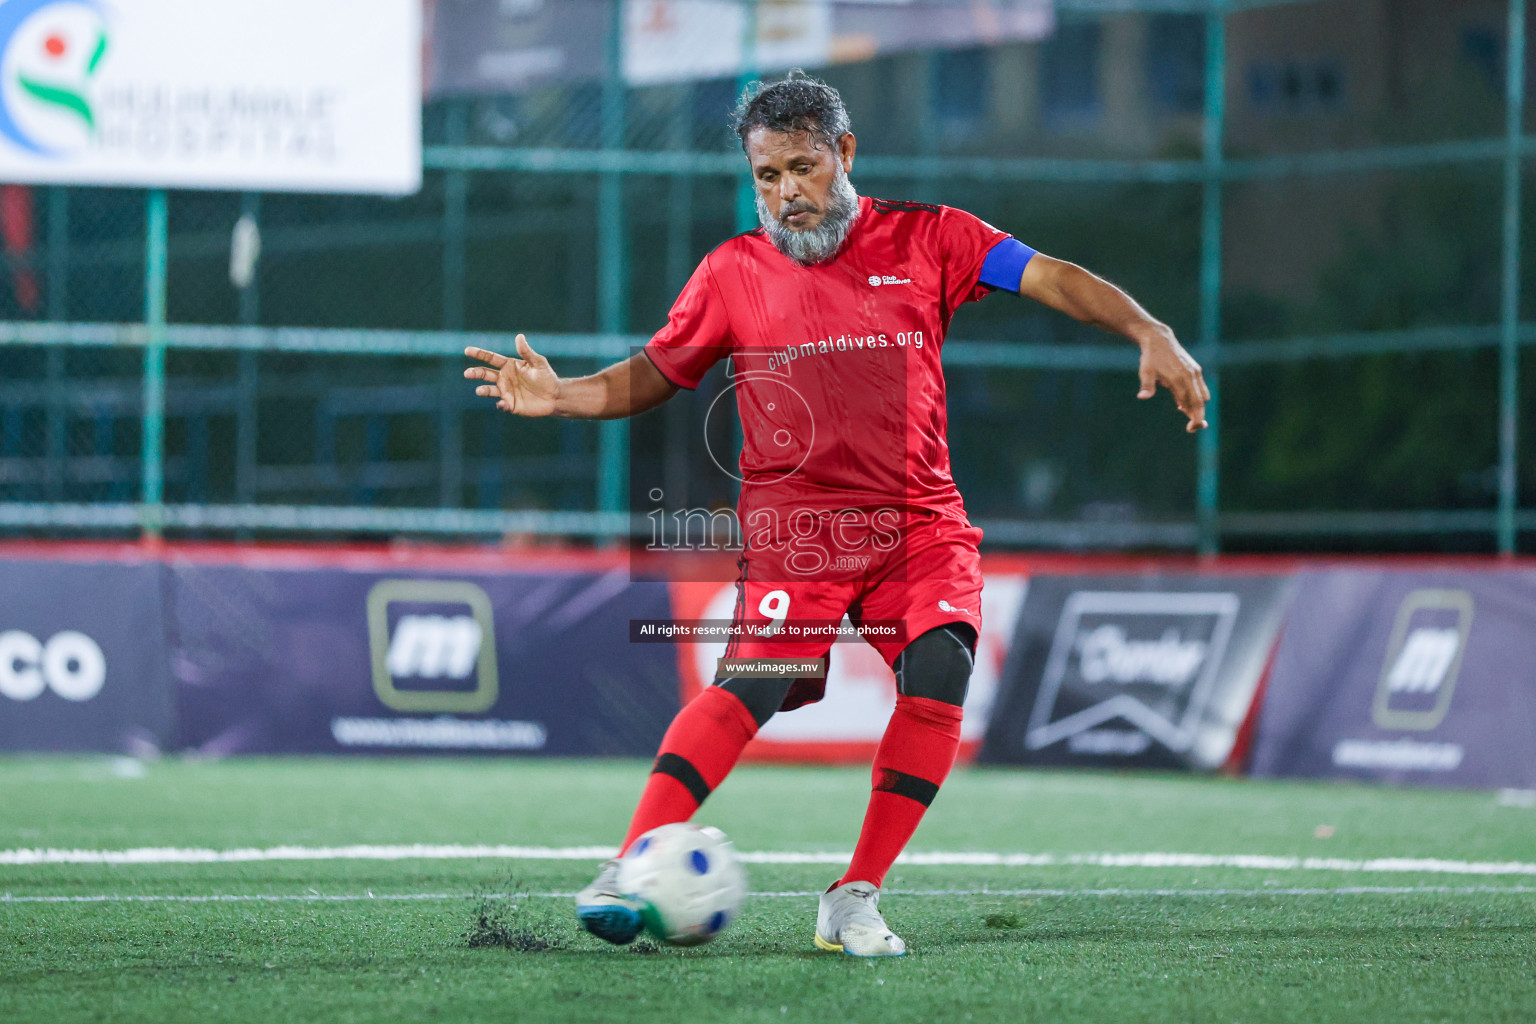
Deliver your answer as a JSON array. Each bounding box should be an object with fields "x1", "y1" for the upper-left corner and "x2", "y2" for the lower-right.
[{"x1": 616, "y1": 822, "x2": 746, "y2": 946}]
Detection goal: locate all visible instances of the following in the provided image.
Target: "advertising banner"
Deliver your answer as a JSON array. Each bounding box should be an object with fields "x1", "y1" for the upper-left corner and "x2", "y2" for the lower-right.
[
  {"x1": 171, "y1": 561, "x2": 678, "y2": 758},
  {"x1": 665, "y1": 571, "x2": 1028, "y2": 763},
  {"x1": 0, "y1": 0, "x2": 420, "y2": 194},
  {"x1": 0, "y1": 558, "x2": 172, "y2": 753},
  {"x1": 979, "y1": 575, "x2": 1292, "y2": 770},
  {"x1": 1251, "y1": 570, "x2": 1536, "y2": 789},
  {"x1": 428, "y1": 0, "x2": 1053, "y2": 96},
  {"x1": 623, "y1": 0, "x2": 832, "y2": 87},
  {"x1": 428, "y1": 0, "x2": 607, "y2": 97}
]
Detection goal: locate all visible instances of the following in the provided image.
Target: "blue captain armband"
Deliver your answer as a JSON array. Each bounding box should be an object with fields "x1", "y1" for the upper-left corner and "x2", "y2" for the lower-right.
[{"x1": 977, "y1": 237, "x2": 1037, "y2": 292}]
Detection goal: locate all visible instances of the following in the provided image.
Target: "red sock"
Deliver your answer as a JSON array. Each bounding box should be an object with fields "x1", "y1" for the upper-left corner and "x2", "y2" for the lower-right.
[
  {"x1": 842, "y1": 695, "x2": 964, "y2": 888},
  {"x1": 618, "y1": 686, "x2": 760, "y2": 853}
]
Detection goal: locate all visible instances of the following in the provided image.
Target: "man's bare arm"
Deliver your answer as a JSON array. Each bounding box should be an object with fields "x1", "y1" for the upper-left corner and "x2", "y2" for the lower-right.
[
  {"x1": 464, "y1": 335, "x2": 679, "y2": 420},
  {"x1": 1017, "y1": 254, "x2": 1210, "y2": 433}
]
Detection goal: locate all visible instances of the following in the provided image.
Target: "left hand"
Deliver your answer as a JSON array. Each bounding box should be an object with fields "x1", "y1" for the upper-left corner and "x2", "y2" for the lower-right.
[{"x1": 1137, "y1": 331, "x2": 1209, "y2": 433}]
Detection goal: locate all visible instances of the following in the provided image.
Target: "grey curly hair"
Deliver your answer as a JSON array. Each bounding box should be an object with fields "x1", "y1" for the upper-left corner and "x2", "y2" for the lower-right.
[{"x1": 731, "y1": 70, "x2": 851, "y2": 152}]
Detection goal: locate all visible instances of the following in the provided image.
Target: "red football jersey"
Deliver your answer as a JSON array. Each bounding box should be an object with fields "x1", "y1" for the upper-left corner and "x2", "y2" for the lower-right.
[{"x1": 645, "y1": 195, "x2": 1012, "y2": 525}]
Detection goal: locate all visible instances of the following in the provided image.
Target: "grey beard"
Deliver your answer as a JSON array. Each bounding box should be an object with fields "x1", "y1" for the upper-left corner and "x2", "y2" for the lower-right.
[{"x1": 756, "y1": 167, "x2": 860, "y2": 266}]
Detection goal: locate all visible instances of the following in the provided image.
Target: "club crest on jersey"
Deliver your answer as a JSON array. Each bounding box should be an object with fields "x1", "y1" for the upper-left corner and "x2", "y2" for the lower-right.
[{"x1": 867, "y1": 274, "x2": 912, "y2": 287}]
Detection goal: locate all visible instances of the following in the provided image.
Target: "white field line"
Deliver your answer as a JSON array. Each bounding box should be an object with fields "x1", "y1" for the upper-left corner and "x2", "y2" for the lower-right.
[
  {"x1": 2, "y1": 844, "x2": 1536, "y2": 876},
  {"x1": 4, "y1": 885, "x2": 1536, "y2": 905}
]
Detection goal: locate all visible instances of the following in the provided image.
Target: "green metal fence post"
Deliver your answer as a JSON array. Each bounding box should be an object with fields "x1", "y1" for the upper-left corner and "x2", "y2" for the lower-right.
[
  {"x1": 235, "y1": 192, "x2": 260, "y2": 509},
  {"x1": 441, "y1": 99, "x2": 469, "y2": 509},
  {"x1": 665, "y1": 82, "x2": 696, "y2": 508},
  {"x1": 46, "y1": 187, "x2": 68, "y2": 320},
  {"x1": 237, "y1": 192, "x2": 261, "y2": 326},
  {"x1": 141, "y1": 188, "x2": 169, "y2": 538},
  {"x1": 1196, "y1": 0, "x2": 1227, "y2": 557},
  {"x1": 597, "y1": 0, "x2": 629, "y2": 525},
  {"x1": 734, "y1": 0, "x2": 759, "y2": 233},
  {"x1": 726, "y1": 1, "x2": 759, "y2": 475},
  {"x1": 443, "y1": 99, "x2": 468, "y2": 333},
  {"x1": 1499, "y1": 0, "x2": 1526, "y2": 555},
  {"x1": 917, "y1": 50, "x2": 942, "y2": 204},
  {"x1": 44, "y1": 187, "x2": 68, "y2": 502}
]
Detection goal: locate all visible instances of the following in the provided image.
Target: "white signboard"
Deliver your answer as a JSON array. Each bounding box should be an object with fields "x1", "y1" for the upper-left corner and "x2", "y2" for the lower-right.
[
  {"x1": 624, "y1": 0, "x2": 832, "y2": 86},
  {"x1": 0, "y1": 0, "x2": 421, "y2": 194}
]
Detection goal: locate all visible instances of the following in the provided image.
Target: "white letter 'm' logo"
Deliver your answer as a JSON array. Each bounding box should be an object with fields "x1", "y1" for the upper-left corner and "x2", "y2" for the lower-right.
[
  {"x1": 0, "y1": 630, "x2": 107, "y2": 702},
  {"x1": 385, "y1": 615, "x2": 482, "y2": 680},
  {"x1": 366, "y1": 580, "x2": 498, "y2": 715},
  {"x1": 1384, "y1": 627, "x2": 1460, "y2": 695}
]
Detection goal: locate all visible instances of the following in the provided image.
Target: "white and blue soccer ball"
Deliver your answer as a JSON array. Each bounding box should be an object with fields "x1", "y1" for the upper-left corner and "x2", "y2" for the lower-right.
[{"x1": 617, "y1": 822, "x2": 746, "y2": 946}]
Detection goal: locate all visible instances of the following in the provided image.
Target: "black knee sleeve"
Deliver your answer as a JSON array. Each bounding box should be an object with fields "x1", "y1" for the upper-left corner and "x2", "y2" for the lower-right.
[
  {"x1": 893, "y1": 623, "x2": 976, "y2": 707},
  {"x1": 715, "y1": 675, "x2": 794, "y2": 728}
]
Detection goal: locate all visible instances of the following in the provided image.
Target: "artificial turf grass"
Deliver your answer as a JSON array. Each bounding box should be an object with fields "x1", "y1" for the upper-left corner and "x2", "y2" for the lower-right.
[
  {"x1": 3, "y1": 887, "x2": 1534, "y2": 1024},
  {"x1": 2, "y1": 756, "x2": 1534, "y2": 1023},
  {"x1": 2, "y1": 756, "x2": 1531, "y2": 864},
  {"x1": 5, "y1": 857, "x2": 1535, "y2": 899}
]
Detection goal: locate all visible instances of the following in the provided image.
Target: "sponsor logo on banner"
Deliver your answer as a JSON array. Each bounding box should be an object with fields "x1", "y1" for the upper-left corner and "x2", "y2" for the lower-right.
[
  {"x1": 1328, "y1": 588, "x2": 1474, "y2": 773},
  {"x1": 0, "y1": 0, "x2": 419, "y2": 193},
  {"x1": 1025, "y1": 592, "x2": 1240, "y2": 755},
  {"x1": 1372, "y1": 589, "x2": 1472, "y2": 730},
  {"x1": 366, "y1": 580, "x2": 498, "y2": 714},
  {"x1": 386, "y1": 614, "x2": 483, "y2": 682},
  {"x1": 168, "y1": 557, "x2": 675, "y2": 757},
  {"x1": 0, "y1": 0, "x2": 110, "y2": 159},
  {"x1": 0, "y1": 628, "x2": 105, "y2": 701}
]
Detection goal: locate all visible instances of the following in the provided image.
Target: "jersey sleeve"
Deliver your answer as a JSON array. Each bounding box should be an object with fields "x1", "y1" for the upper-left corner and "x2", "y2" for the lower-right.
[
  {"x1": 644, "y1": 258, "x2": 733, "y2": 390},
  {"x1": 939, "y1": 206, "x2": 1029, "y2": 310}
]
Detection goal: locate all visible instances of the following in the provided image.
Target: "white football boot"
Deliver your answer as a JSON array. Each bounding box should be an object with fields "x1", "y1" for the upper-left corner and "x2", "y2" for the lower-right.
[
  {"x1": 575, "y1": 859, "x2": 643, "y2": 945},
  {"x1": 814, "y1": 880, "x2": 907, "y2": 957}
]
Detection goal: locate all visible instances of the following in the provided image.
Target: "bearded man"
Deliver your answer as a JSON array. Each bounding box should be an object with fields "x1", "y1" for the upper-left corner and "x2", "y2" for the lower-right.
[{"x1": 465, "y1": 72, "x2": 1208, "y2": 956}]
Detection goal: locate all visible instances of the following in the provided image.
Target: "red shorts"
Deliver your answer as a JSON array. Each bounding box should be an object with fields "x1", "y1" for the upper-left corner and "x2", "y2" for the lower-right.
[{"x1": 723, "y1": 509, "x2": 983, "y2": 710}]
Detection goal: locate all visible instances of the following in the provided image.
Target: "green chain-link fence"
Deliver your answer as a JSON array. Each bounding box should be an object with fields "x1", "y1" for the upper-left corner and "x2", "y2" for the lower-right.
[{"x1": 0, "y1": 0, "x2": 1533, "y2": 552}]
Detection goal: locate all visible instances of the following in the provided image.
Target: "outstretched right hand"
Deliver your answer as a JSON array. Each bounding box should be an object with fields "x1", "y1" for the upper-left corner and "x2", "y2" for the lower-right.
[{"x1": 464, "y1": 334, "x2": 561, "y2": 418}]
